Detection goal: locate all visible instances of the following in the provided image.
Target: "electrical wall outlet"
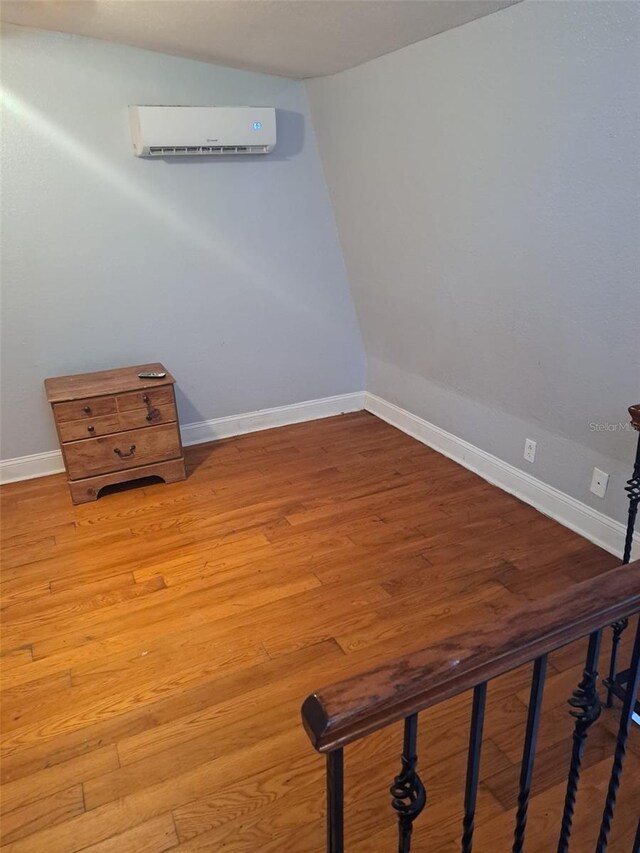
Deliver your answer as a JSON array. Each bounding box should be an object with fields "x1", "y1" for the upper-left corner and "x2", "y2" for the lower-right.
[
  {"x1": 590, "y1": 467, "x2": 609, "y2": 498},
  {"x1": 524, "y1": 438, "x2": 536, "y2": 463}
]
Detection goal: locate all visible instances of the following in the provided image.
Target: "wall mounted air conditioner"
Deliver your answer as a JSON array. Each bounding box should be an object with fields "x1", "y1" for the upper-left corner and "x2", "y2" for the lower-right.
[{"x1": 129, "y1": 106, "x2": 276, "y2": 157}]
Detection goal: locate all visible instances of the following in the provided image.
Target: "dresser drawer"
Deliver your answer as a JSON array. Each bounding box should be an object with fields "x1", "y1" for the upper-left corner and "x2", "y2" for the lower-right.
[
  {"x1": 64, "y1": 424, "x2": 181, "y2": 480},
  {"x1": 54, "y1": 396, "x2": 117, "y2": 423},
  {"x1": 116, "y1": 386, "x2": 174, "y2": 411},
  {"x1": 118, "y1": 403, "x2": 177, "y2": 431},
  {"x1": 58, "y1": 414, "x2": 121, "y2": 443}
]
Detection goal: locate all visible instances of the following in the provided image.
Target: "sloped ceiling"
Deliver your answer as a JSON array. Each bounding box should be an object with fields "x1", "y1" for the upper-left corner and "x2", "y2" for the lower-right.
[{"x1": 0, "y1": 0, "x2": 521, "y2": 79}]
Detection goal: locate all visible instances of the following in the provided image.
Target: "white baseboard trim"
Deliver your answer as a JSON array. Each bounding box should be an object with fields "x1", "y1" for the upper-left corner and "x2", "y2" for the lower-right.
[
  {"x1": 0, "y1": 392, "x2": 365, "y2": 485},
  {"x1": 180, "y1": 391, "x2": 365, "y2": 446},
  {"x1": 364, "y1": 392, "x2": 638, "y2": 561},
  {"x1": 0, "y1": 450, "x2": 66, "y2": 484}
]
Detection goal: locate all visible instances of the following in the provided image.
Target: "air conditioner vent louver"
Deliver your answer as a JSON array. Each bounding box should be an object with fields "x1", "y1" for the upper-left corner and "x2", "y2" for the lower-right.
[{"x1": 147, "y1": 145, "x2": 268, "y2": 156}]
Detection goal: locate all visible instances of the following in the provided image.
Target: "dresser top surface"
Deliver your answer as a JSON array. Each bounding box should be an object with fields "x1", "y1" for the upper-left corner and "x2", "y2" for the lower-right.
[{"x1": 45, "y1": 364, "x2": 175, "y2": 403}]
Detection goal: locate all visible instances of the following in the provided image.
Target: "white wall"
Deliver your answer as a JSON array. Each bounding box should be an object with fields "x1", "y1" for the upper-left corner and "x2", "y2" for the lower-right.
[
  {"x1": 306, "y1": 1, "x2": 640, "y2": 525},
  {"x1": 0, "y1": 25, "x2": 365, "y2": 460}
]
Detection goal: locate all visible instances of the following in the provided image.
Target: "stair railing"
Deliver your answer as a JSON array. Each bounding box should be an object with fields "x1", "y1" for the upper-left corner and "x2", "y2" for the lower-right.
[{"x1": 301, "y1": 560, "x2": 640, "y2": 852}]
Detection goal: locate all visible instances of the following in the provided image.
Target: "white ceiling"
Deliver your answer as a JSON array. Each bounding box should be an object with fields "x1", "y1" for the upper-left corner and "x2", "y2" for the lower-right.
[{"x1": 0, "y1": 0, "x2": 520, "y2": 79}]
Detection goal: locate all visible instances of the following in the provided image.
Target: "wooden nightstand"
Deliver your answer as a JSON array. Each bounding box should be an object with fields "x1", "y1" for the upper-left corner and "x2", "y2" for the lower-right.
[{"x1": 45, "y1": 363, "x2": 187, "y2": 504}]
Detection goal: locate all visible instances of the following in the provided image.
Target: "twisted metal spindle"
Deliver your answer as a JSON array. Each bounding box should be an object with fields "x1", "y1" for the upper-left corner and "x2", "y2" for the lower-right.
[
  {"x1": 461, "y1": 682, "x2": 487, "y2": 853},
  {"x1": 513, "y1": 655, "x2": 547, "y2": 853},
  {"x1": 606, "y1": 416, "x2": 640, "y2": 707},
  {"x1": 606, "y1": 617, "x2": 630, "y2": 708},
  {"x1": 390, "y1": 714, "x2": 427, "y2": 853},
  {"x1": 557, "y1": 630, "x2": 602, "y2": 853},
  {"x1": 596, "y1": 618, "x2": 640, "y2": 852},
  {"x1": 622, "y1": 429, "x2": 640, "y2": 565}
]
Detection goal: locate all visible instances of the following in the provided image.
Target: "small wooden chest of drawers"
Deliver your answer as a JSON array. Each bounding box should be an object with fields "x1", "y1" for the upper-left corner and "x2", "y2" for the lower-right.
[{"x1": 45, "y1": 363, "x2": 187, "y2": 504}]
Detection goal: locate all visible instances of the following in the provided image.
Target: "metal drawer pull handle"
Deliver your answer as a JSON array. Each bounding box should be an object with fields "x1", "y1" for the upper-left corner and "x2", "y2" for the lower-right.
[
  {"x1": 87, "y1": 425, "x2": 95, "y2": 433},
  {"x1": 142, "y1": 394, "x2": 160, "y2": 422},
  {"x1": 114, "y1": 445, "x2": 136, "y2": 458},
  {"x1": 83, "y1": 405, "x2": 91, "y2": 414}
]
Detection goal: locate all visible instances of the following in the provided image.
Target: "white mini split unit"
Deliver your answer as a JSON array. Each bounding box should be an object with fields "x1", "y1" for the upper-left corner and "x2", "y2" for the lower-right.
[{"x1": 129, "y1": 106, "x2": 276, "y2": 157}]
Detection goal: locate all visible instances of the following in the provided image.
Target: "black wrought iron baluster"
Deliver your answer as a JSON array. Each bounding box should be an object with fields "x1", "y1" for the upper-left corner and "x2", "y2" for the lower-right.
[
  {"x1": 556, "y1": 629, "x2": 603, "y2": 853},
  {"x1": 622, "y1": 432, "x2": 640, "y2": 565},
  {"x1": 606, "y1": 617, "x2": 629, "y2": 708},
  {"x1": 596, "y1": 617, "x2": 640, "y2": 853},
  {"x1": 327, "y1": 749, "x2": 344, "y2": 853},
  {"x1": 606, "y1": 426, "x2": 640, "y2": 707},
  {"x1": 390, "y1": 713, "x2": 427, "y2": 853},
  {"x1": 461, "y1": 682, "x2": 487, "y2": 853},
  {"x1": 513, "y1": 655, "x2": 547, "y2": 853}
]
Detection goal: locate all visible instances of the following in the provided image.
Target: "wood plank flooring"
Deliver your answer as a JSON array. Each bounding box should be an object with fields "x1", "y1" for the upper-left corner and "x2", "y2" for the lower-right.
[{"x1": 1, "y1": 411, "x2": 637, "y2": 852}]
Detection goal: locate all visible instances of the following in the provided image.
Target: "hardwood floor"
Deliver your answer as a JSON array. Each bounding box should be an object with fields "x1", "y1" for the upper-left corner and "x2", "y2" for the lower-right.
[{"x1": 1, "y1": 411, "x2": 637, "y2": 852}]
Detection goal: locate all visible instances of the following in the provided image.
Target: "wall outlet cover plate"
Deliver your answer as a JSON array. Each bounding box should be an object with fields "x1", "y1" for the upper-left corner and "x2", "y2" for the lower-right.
[{"x1": 590, "y1": 467, "x2": 609, "y2": 498}]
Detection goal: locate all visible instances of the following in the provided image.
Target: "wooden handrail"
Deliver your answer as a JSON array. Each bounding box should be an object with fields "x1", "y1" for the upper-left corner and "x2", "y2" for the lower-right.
[{"x1": 301, "y1": 560, "x2": 640, "y2": 753}]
